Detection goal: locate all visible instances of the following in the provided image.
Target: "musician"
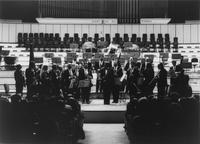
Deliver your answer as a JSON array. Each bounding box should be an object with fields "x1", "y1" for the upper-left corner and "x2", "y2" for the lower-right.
[
  {"x1": 96, "y1": 63, "x2": 106, "y2": 94},
  {"x1": 157, "y1": 63, "x2": 168, "y2": 98},
  {"x1": 169, "y1": 65, "x2": 192, "y2": 98},
  {"x1": 124, "y1": 57, "x2": 134, "y2": 71},
  {"x1": 113, "y1": 61, "x2": 123, "y2": 103},
  {"x1": 39, "y1": 65, "x2": 50, "y2": 100},
  {"x1": 49, "y1": 64, "x2": 61, "y2": 97},
  {"x1": 126, "y1": 62, "x2": 140, "y2": 98},
  {"x1": 102, "y1": 62, "x2": 114, "y2": 104},
  {"x1": 25, "y1": 61, "x2": 37, "y2": 100},
  {"x1": 77, "y1": 66, "x2": 91, "y2": 104},
  {"x1": 168, "y1": 61, "x2": 177, "y2": 85},
  {"x1": 143, "y1": 63, "x2": 154, "y2": 96},
  {"x1": 61, "y1": 64, "x2": 73, "y2": 97},
  {"x1": 87, "y1": 59, "x2": 93, "y2": 71}
]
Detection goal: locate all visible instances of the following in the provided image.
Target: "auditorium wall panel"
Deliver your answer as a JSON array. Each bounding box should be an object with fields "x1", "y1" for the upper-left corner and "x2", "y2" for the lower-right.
[
  {"x1": 198, "y1": 24, "x2": 200, "y2": 43},
  {"x1": 110, "y1": 25, "x2": 118, "y2": 38},
  {"x1": 124, "y1": 25, "x2": 132, "y2": 36},
  {"x1": 103, "y1": 25, "x2": 111, "y2": 36},
  {"x1": 2, "y1": 24, "x2": 9, "y2": 42},
  {"x1": 183, "y1": 25, "x2": 191, "y2": 43},
  {"x1": 139, "y1": 25, "x2": 147, "y2": 37},
  {"x1": 153, "y1": 25, "x2": 161, "y2": 38},
  {"x1": 0, "y1": 23, "x2": 2, "y2": 42},
  {"x1": 88, "y1": 25, "x2": 96, "y2": 37},
  {"x1": 46, "y1": 24, "x2": 54, "y2": 33},
  {"x1": 74, "y1": 25, "x2": 82, "y2": 36},
  {"x1": 53, "y1": 25, "x2": 61, "y2": 34},
  {"x1": 0, "y1": 23, "x2": 200, "y2": 44},
  {"x1": 60, "y1": 25, "x2": 68, "y2": 38},
  {"x1": 146, "y1": 25, "x2": 154, "y2": 41},
  {"x1": 38, "y1": 24, "x2": 46, "y2": 33},
  {"x1": 9, "y1": 24, "x2": 16, "y2": 43},
  {"x1": 168, "y1": 25, "x2": 176, "y2": 42},
  {"x1": 132, "y1": 25, "x2": 139, "y2": 36},
  {"x1": 117, "y1": 25, "x2": 125, "y2": 36},
  {"x1": 16, "y1": 24, "x2": 24, "y2": 35},
  {"x1": 176, "y1": 24, "x2": 184, "y2": 43},
  {"x1": 82, "y1": 25, "x2": 89, "y2": 36},
  {"x1": 67, "y1": 25, "x2": 75, "y2": 37},
  {"x1": 161, "y1": 25, "x2": 168, "y2": 36},
  {"x1": 23, "y1": 24, "x2": 31, "y2": 33},
  {"x1": 191, "y1": 25, "x2": 198, "y2": 43},
  {"x1": 96, "y1": 25, "x2": 104, "y2": 37},
  {"x1": 31, "y1": 24, "x2": 39, "y2": 33}
]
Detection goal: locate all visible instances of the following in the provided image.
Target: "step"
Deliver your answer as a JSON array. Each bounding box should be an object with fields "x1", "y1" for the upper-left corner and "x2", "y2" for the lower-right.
[{"x1": 81, "y1": 100, "x2": 127, "y2": 123}]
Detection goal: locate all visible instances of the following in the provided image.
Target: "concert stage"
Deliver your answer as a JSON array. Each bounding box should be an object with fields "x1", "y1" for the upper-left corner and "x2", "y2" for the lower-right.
[{"x1": 81, "y1": 100, "x2": 128, "y2": 123}]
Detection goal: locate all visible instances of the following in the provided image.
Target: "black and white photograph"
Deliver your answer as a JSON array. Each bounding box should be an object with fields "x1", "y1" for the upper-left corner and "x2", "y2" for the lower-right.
[{"x1": 0, "y1": 0, "x2": 199, "y2": 144}]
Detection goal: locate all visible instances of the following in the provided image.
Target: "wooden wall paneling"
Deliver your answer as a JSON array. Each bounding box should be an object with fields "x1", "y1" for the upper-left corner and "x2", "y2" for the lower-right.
[
  {"x1": 88, "y1": 25, "x2": 96, "y2": 38},
  {"x1": 110, "y1": 25, "x2": 118, "y2": 39},
  {"x1": 103, "y1": 25, "x2": 111, "y2": 37},
  {"x1": 161, "y1": 25, "x2": 168, "y2": 36},
  {"x1": 168, "y1": 25, "x2": 176, "y2": 42},
  {"x1": 139, "y1": 25, "x2": 147, "y2": 37},
  {"x1": 183, "y1": 25, "x2": 191, "y2": 43},
  {"x1": 153, "y1": 25, "x2": 161, "y2": 39},
  {"x1": 74, "y1": 25, "x2": 82, "y2": 36},
  {"x1": 96, "y1": 25, "x2": 104, "y2": 37},
  {"x1": 190, "y1": 25, "x2": 198, "y2": 43},
  {"x1": 38, "y1": 24, "x2": 46, "y2": 33},
  {"x1": 2, "y1": 24, "x2": 9, "y2": 42},
  {"x1": 146, "y1": 25, "x2": 154, "y2": 41},
  {"x1": 117, "y1": 25, "x2": 125, "y2": 36},
  {"x1": 60, "y1": 25, "x2": 68, "y2": 39},
  {"x1": 53, "y1": 24, "x2": 61, "y2": 34},
  {"x1": 9, "y1": 24, "x2": 17, "y2": 43},
  {"x1": 0, "y1": 23, "x2": 2, "y2": 42},
  {"x1": 124, "y1": 25, "x2": 132, "y2": 37},
  {"x1": 31, "y1": 24, "x2": 39, "y2": 33},
  {"x1": 132, "y1": 25, "x2": 139, "y2": 37},
  {"x1": 176, "y1": 24, "x2": 184, "y2": 43}
]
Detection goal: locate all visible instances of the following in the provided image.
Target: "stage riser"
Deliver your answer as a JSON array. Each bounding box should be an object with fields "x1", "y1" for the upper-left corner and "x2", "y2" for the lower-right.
[{"x1": 83, "y1": 111, "x2": 125, "y2": 123}]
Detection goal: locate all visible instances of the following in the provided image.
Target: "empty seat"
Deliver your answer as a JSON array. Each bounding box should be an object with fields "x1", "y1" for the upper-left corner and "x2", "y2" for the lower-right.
[
  {"x1": 29, "y1": 33, "x2": 33, "y2": 38},
  {"x1": 82, "y1": 33, "x2": 88, "y2": 39},
  {"x1": 124, "y1": 33, "x2": 129, "y2": 42},
  {"x1": 39, "y1": 33, "x2": 44, "y2": 38},
  {"x1": 34, "y1": 33, "x2": 39, "y2": 38},
  {"x1": 23, "y1": 33, "x2": 28, "y2": 38},
  {"x1": 18, "y1": 33, "x2": 22, "y2": 37},
  {"x1": 131, "y1": 34, "x2": 137, "y2": 43},
  {"x1": 55, "y1": 33, "x2": 60, "y2": 38},
  {"x1": 65, "y1": 33, "x2": 69, "y2": 38},
  {"x1": 191, "y1": 58, "x2": 198, "y2": 62}
]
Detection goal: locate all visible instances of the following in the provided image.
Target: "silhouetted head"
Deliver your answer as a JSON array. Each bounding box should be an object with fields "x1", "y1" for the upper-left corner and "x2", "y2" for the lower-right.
[
  {"x1": 158, "y1": 63, "x2": 164, "y2": 70},
  {"x1": 16, "y1": 64, "x2": 22, "y2": 70}
]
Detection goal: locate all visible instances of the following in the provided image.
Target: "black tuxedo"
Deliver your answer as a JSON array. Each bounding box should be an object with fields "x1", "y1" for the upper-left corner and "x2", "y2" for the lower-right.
[
  {"x1": 102, "y1": 68, "x2": 114, "y2": 104},
  {"x1": 113, "y1": 66, "x2": 123, "y2": 103}
]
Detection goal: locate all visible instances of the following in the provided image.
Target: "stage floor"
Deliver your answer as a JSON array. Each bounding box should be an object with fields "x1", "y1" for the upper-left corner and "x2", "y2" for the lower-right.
[{"x1": 81, "y1": 99, "x2": 128, "y2": 111}]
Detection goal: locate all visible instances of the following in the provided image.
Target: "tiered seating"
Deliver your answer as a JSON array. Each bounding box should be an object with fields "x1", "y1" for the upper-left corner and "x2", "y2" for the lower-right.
[
  {"x1": 125, "y1": 96, "x2": 199, "y2": 144},
  {"x1": 17, "y1": 32, "x2": 179, "y2": 52}
]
